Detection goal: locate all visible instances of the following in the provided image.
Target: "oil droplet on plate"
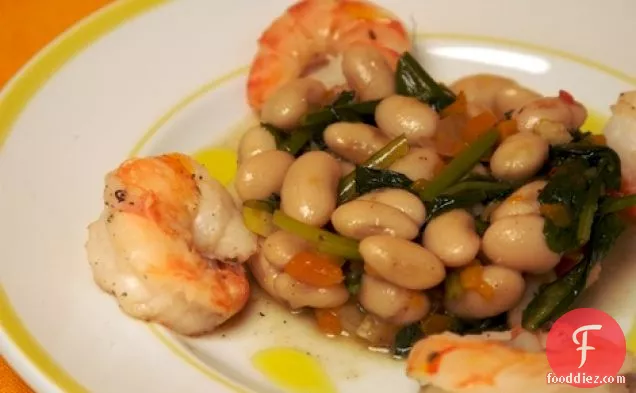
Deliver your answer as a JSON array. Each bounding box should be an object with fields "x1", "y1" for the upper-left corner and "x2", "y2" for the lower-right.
[
  {"x1": 582, "y1": 110, "x2": 607, "y2": 135},
  {"x1": 252, "y1": 347, "x2": 337, "y2": 393},
  {"x1": 192, "y1": 147, "x2": 237, "y2": 186}
]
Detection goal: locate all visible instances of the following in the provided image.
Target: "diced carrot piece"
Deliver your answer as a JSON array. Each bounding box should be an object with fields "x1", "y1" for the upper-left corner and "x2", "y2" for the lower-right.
[
  {"x1": 284, "y1": 251, "x2": 344, "y2": 287},
  {"x1": 434, "y1": 115, "x2": 467, "y2": 157},
  {"x1": 314, "y1": 308, "x2": 342, "y2": 336},
  {"x1": 434, "y1": 132, "x2": 464, "y2": 157},
  {"x1": 461, "y1": 111, "x2": 498, "y2": 143},
  {"x1": 539, "y1": 203, "x2": 572, "y2": 227},
  {"x1": 554, "y1": 249, "x2": 585, "y2": 277},
  {"x1": 496, "y1": 119, "x2": 519, "y2": 141},
  {"x1": 459, "y1": 261, "x2": 494, "y2": 300},
  {"x1": 590, "y1": 134, "x2": 606, "y2": 145},
  {"x1": 441, "y1": 91, "x2": 467, "y2": 117}
]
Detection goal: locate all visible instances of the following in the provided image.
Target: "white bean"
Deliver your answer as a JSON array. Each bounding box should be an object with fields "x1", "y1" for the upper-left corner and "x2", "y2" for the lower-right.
[
  {"x1": 281, "y1": 151, "x2": 341, "y2": 227},
  {"x1": 238, "y1": 125, "x2": 277, "y2": 163},
  {"x1": 248, "y1": 251, "x2": 281, "y2": 301},
  {"x1": 274, "y1": 273, "x2": 349, "y2": 309},
  {"x1": 490, "y1": 132, "x2": 549, "y2": 182},
  {"x1": 324, "y1": 122, "x2": 389, "y2": 164},
  {"x1": 342, "y1": 44, "x2": 395, "y2": 101},
  {"x1": 235, "y1": 150, "x2": 294, "y2": 201},
  {"x1": 360, "y1": 235, "x2": 445, "y2": 289},
  {"x1": 423, "y1": 209, "x2": 480, "y2": 267},
  {"x1": 493, "y1": 85, "x2": 541, "y2": 118},
  {"x1": 331, "y1": 200, "x2": 419, "y2": 240},
  {"x1": 358, "y1": 274, "x2": 430, "y2": 325},
  {"x1": 263, "y1": 230, "x2": 310, "y2": 270},
  {"x1": 375, "y1": 95, "x2": 439, "y2": 145},
  {"x1": 444, "y1": 265, "x2": 526, "y2": 319},
  {"x1": 490, "y1": 180, "x2": 547, "y2": 222},
  {"x1": 261, "y1": 78, "x2": 326, "y2": 129},
  {"x1": 357, "y1": 189, "x2": 426, "y2": 226},
  {"x1": 450, "y1": 74, "x2": 517, "y2": 111},
  {"x1": 482, "y1": 215, "x2": 561, "y2": 274},
  {"x1": 389, "y1": 147, "x2": 442, "y2": 181}
]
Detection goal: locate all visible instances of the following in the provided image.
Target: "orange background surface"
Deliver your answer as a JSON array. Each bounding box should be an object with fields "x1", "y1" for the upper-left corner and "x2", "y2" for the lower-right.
[{"x1": 0, "y1": 1, "x2": 113, "y2": 390}]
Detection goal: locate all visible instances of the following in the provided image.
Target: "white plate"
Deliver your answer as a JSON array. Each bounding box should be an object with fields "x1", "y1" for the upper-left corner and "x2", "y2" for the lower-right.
[{"x1": 1, "y1": 0, "x2": 635, "y2": 392}]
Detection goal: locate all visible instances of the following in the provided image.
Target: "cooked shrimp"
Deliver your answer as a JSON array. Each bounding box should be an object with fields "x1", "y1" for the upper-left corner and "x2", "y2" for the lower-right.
[
  {"x1": 246, "y1": 0, "x2": 411, "y2": 110},
  {"x1": 85, "y1": 153, "x2": 258, "y2": 335},
  {"x1": 408, "y1": 332, "x2": 631, "y2": 393},
  {"x1": 604, "y1": 91, "x2": 636, "y2": 218}
]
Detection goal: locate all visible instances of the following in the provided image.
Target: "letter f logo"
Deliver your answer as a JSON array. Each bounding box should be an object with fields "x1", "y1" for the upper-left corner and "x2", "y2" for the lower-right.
[{"x1": 572, "y1": 324, "x2": 602, "y2": 368}]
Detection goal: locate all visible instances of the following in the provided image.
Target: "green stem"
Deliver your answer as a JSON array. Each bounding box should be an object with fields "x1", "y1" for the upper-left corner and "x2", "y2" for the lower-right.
[
  {"x1": 272, "y1": 210, "x2": 362, "y2": 260},
  {"x1": 442, "y1": 181, "x2": 511, "y2": 196},
  {"x1": 577, "y1": 178, "x2": 602, "y2": 245},
  {"x1": 279, "y1": 128, "x2": 314, "y2": 156},
  {"x1": 600, "y1": 194, "x2": 636, "y2": 214},
  {"x1": 337, "y1": 135, "x2": 409, "y2": 204},
  {"x1": 522, "y1": 259, "x2": 589, "y2": 331},
  {"x1": 416, "y1": 129, "x2": 500, "y2": 202}
]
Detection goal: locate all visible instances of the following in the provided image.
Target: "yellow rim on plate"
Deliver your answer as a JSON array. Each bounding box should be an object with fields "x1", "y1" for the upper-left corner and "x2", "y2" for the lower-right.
[
  {"x1": 0, "y1": 0, "x2": 168, "y2": 391},
  {"x1": 1, "y1": 0, "x2": 635, "y2": 390}
]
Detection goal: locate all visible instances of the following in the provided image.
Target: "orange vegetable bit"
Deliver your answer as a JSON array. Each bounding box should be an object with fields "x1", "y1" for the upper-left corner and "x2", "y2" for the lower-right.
[
  {"x1": 460, "y1": 111, "x2": 498, "y2": 144},
  {"x1": 554, "y1": 249, "x2": 585, "y2": 277},
  {"x1": 459, "y1": 261, "x2": 494, "y2": 301},
  {"x1": 284, "y1": 251, "x2": 344, "y2": 287},
  {"x1": 434, "y1": 115, "x2": 467, "y2": 157},
  {"x1": 539, "y1": 203, "x2": 572, "y2": 228},
  {"x1": 441, "y1": 91, "x2": 467, "y2": 117},
  {"x1": 434, "y1": 131, "x2": 464, "y2": 157},
  {"x1": 496, "y1": 119, "x2": 519, "y2": 141},
  {"x1": 314, "y1": 308, "x2": 342, "y2": 336},
  {"x1": 590, "y1": 134, "x2": 606, "y2": 145}
]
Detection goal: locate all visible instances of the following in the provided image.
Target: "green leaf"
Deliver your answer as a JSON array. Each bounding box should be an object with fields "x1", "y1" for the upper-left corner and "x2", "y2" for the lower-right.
[
  {"x1": 395, "y1": 52, "x2": 456, "y2": 110},
  {"x1": 355, "y1": 167, "x2": 414, "y2": 195},
  {"x1": 337, "y1": 135, "x2": 410, "y2": 204},
  {"x1": 590, "y1": 213, "x2": 626, "y2": 263},
  {"x1": 425, "y1": 181, "x2": 512, "y2": 220},
  {"x1": 522, "y1": 213, "x2": 626, "y2": 331}
]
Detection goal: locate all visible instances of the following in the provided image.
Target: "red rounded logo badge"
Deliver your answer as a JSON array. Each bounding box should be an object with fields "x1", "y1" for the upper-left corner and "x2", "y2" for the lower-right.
[{"x1": 546, "y1": 308, "x2": 626, "y2": 387}]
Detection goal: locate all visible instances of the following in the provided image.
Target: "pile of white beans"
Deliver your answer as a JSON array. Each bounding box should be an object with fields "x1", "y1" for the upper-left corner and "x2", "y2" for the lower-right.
[{"x1": 235, "y1": 44, "x2": 589, "y2": 331}]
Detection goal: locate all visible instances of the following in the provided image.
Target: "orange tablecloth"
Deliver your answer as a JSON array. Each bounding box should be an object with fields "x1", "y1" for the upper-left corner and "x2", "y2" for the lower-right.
[{"x1": 0, "y1": 1, "x2": 112, "y2": 390}]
